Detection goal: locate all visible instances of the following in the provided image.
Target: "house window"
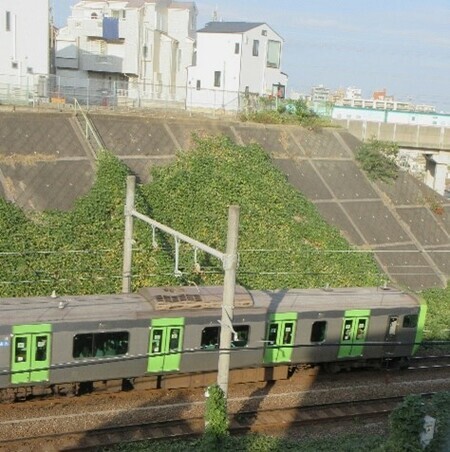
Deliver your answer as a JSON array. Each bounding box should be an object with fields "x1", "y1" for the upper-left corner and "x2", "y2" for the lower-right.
[
  {"x1": 252, "y1": 40, "x2": 259, "y2": 56},
  {"x1": 196, "y1": 80, "x2": 201, "y2": 90},
  {"x1": 11, "y1": 61, "x2": 17, "y2": 69},
  {"x1": 214, "y1": 71, "x2": 221, "y2": 87},
  {"x1": 234, "y1": 43, "x2": 240, "y2": 54},
  {"x1": 262, "y1": 29, "x2": 267, "y2": 36},
  {"x1": 267, "y1": 40, "x2": 281, "y2": 68},
  {"x1": 5, "y1": 11, "x2": 11, "y2": 31}
]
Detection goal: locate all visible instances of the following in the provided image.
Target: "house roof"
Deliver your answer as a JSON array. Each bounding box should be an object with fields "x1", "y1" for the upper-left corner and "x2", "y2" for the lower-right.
[{"x1": 198, "y1": 21, "x2": 266, "y2": 34}]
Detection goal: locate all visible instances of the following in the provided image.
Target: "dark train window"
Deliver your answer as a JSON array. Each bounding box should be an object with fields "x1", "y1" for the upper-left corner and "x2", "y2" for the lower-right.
[
  {"x1": 342, "y1": 319, "x2": 353, "y2": 341},
  {"x1": 232, "y1": 325, "x2": 249, "y2": 348},
  {"x1": 151, "y1": 329, "x2": 163, "y2": 353},
  {"x1": 267, "y1": 323, "x2": 278, "y2": 345},
  {"x1": 310, "y1": 321, "x2": 327, "y2": 342},
  {"x1": 282, "y1": 322, "x2": 294, "y2": 345},
  {"x1": 355, "y1": 319, "x2": 367, "y2": 340},
  {"x1": 14, "y1": 337, "x2": 28, "y2": 363},
  {"x1": 168, "y1": 328, "x2": 181, "y2": 352},
  {"x1": 35, "y1": 335, "x2": 48, "y2": 361},
  {"x1": 201, "y1": 327, "x2": 219, "y2": 349},
  {"x1": 73, "y1": 332, "x2": 129, "y2": 358},
  {"x1": 403, "y1": 315, "x2": 418, "y2": 328}
]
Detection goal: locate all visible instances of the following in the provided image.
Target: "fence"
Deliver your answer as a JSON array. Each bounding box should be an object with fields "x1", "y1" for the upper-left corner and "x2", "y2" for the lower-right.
[{"x1": 0, "y1": 73, "x2": 282, "y2": 115}]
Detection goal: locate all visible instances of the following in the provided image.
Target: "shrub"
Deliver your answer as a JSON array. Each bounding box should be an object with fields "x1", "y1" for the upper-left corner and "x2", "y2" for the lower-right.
[
  {"x1": 356, "y1": 139, "x2": 399, "y2": 182},
  {"x1": 385, "y1": 395, "x2": 426, "y2": 451}
]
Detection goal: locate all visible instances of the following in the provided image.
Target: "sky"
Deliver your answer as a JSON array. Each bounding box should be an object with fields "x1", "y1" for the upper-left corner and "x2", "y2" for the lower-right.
[{"x1": 51, "y1": 0, "x2": 450, "y2": 113}]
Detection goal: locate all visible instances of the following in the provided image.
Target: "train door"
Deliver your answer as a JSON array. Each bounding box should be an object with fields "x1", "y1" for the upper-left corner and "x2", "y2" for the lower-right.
[
  {"x1": 147, "y1": 317, "x2": 184, "y2": 373},
  {"x1": 338, "y1": 310, "x2": 370, "y2": 358},
  {"x1": 263, "y1": 313, "x2": 297, "y2": 364},
  {"x1": 11, "y1": 324, "x2": 52, "y2": 385}
]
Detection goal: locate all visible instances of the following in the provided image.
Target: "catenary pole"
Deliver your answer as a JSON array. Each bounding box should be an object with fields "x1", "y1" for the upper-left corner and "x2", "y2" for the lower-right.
[
  {"x1": 122, "y1": 175, "x2": 135, "y2": 293},
  {"x1": 217, "y1": 205, "x2": 240, "y2": 399},
  {"x1": 121, "y1": 178, "x2": 240, "y2": 399}
]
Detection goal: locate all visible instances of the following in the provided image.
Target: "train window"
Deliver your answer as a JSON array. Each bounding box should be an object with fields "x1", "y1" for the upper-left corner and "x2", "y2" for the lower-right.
[
  {"x1": 403, "y1": 315, "x2": 418, "y2": 328},
  {"x1": 310, "y1": 321, "x2": 327, "y2": 342},
  {"x1": 73, "y1": 332, "x2": 129, "y2": 358},
  {"x1": 342, "y1": 319, "x2": 353, "y2": 341},
  {"x1": 168, "y1": 328, "x2": 181, "y2": 352},
  {"x1": 387, "y1": 316, "x2": 399, "y2": 337},
  {"x1": 232, "y1": 325, "x2": 249, "y2": 348},
  {"x1": 151, "y1": 329, "x2": 163, "y2": 354},
  {"x1": 14, "y1": 337, "x2": 28, "y2": 362},
  {"x1": 201, "y1": 327, "x2": 219, "y2": 349},
  {"x1": 267, "y1": 323, "x2": 278, "y2": 345},
  {"x1": 35, "y1": 335, "x2": 48, "y2": 361},
  {"x1": 282, "y1": 322, "x2": 294, "y2": 344},
  {"x1": 355, "y1": 319, "x2": 367, "y2": 340}
]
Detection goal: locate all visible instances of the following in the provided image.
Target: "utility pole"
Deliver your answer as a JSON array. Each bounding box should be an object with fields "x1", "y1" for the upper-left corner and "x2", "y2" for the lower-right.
[
  {"x1": 217, "y1": 205, "x2": 239, "y2": 399},
  {"x1": 122, "y1": 175, "x2": 135, "y2": 293}
]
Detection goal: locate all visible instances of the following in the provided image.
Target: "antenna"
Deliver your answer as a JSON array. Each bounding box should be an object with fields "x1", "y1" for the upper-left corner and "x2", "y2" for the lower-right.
[{"x1": 212, "y1": 5, "x2": 218, "y2": 22}]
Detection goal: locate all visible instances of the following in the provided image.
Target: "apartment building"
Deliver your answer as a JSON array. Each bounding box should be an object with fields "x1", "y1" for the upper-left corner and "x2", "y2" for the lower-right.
[
  {"x1": 0, "y1": 0, "x2": 51, "y2": 100},
  {"x1": 55, "y1": 0, "x2": 197, "y2": 105},
  {"x1": 186, "y1": 22, "x2": 288, "y2": 111}
]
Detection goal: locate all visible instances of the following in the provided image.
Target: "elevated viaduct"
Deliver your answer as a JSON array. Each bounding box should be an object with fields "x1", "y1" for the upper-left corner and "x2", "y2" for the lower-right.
[
  {"x1": 333, "y1": 119, "x2": 450, "y2": 197},
  {"x1": 0, "y1": 107, "x2": 449, "y2": 291}
]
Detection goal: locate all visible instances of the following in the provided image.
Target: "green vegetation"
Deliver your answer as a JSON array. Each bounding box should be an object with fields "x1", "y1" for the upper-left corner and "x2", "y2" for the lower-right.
[
  {"x1": 203, "y1": 384, "x2": 229, "y2": 449},
  {"x1": 0, "y1": 135, "x2": 447, "y2": 343},
  {"x1": 104, "y1": 432, "x2": 385, "y2": 452},
  {"x1": 240, "y1": 98, "x2": 332, "y2": 128},
  {"x1": 384, "y1": 392, "x2": 450, "y2": 452},
  {"x1": 355, "y1": 138, "x2": 399, "y2": 182},
  {"x1": 421, "y1": 286, "x2": 450, "y2": 341},
  {"x1": 144, "y1": 135, "x2": 381, "y2": 289},
  {"x1": 0, "y1": 150, "x2": 178, "y2": 297}
]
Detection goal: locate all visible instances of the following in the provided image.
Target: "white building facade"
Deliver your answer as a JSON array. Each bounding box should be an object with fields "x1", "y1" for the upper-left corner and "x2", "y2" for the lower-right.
[
  {"x1": 0, "y1": 0, "x2": 51, "y2": 101},
  {"x1": 55, "y1": 0, "x2": 197, "y2": 106},
  {"x1": 186, "y1": 22, "x2": 288, "y2": 111}
]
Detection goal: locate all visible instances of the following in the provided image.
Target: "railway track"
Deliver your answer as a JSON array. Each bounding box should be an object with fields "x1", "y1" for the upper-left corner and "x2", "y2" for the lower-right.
[
  {"x1": 0, "y1": 361, "x2": 448, "y2": 451},
  {"x1": 0, "y1": 396, "x2": 419, "y2": 451}
]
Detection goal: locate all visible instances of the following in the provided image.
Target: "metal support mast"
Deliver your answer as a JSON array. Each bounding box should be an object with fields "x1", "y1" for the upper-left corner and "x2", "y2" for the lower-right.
[{"x1": 121, "y1": 175, "x2": 240, "y2": 398}]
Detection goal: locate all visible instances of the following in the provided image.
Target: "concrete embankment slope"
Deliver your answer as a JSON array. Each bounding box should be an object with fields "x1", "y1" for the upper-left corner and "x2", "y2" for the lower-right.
[{"x1": 0, "y1": 109, "x2": 448, "y2": 290}]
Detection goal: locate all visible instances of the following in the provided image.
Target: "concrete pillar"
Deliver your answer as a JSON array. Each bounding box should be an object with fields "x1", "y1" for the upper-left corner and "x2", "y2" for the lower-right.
[{"x1": 425, "y1": 153, "x2": 450, "y2": 196}]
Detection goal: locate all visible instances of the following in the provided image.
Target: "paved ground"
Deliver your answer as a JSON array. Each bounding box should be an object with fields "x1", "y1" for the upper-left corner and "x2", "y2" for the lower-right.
[{"x1": 0, "y1": 106, "x2": 448, "y2": 290}]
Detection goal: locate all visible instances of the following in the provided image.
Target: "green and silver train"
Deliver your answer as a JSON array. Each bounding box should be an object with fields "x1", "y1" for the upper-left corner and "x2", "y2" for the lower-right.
[{"x1": 0, "y1": 285, "x2": 426, "y2": 401}]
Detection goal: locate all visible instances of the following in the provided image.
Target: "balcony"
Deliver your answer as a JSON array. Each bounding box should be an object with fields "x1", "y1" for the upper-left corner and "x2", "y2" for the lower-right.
[{"x1": 80, "y1": 52, "x2": 124, "y2": 73}]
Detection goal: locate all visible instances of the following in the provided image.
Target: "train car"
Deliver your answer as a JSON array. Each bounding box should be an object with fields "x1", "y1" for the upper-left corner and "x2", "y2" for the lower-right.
[{"x1": 0, "y1": 284, "x2": 426, "y2": 401}]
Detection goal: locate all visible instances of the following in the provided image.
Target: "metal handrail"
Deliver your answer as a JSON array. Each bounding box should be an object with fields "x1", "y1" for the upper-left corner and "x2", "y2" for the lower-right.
[{"x1": 73, "y1": 98, "x2": 105, "y2": 157}]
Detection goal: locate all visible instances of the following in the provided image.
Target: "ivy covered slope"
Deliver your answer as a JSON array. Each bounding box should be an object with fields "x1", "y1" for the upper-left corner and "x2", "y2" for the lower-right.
[
  {"x1": 0, "y1": 151, "x2": 176, "y2": 297},
  {"x1": 144, "y1": 135, "x2": 381, "y2": 289}
]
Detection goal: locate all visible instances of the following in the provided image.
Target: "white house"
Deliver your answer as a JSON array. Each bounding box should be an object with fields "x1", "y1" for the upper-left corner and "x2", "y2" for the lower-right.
[
  {"x1": 0, "y1": 0, "x2": 51, "y2": 101},
  {"x1": 55, "y1": 0, "x2": 197, "y2": 106},
  {"x1": 186, "y1": 21, "x2": 288, "y2": 111}
]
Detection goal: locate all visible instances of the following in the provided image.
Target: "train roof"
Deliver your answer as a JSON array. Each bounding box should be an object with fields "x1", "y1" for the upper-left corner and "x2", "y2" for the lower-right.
[
  {"x1": 249, "y1": 286, "x2": 421, "y2": 311},
  {"x1": 0, "y1": 286, "x2": 254, "y2": 326},
  {"x1": 0, "y1": 285, "x2": 420, "y2": 326}
]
